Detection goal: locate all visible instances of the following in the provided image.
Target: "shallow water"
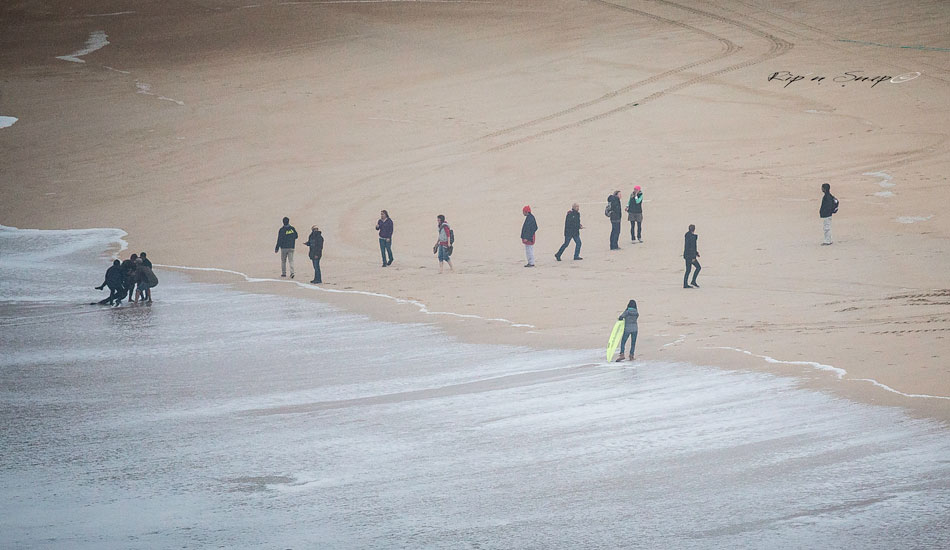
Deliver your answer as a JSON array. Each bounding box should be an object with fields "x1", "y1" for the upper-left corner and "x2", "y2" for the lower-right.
[{"x1": 1, "y1": 225, "x2": 948, "y2": 549}]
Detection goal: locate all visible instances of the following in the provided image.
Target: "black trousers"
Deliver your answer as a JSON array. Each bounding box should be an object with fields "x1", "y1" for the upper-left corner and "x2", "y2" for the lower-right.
[
  {"x1": 99, "y1": 284, "x2": 124, "y2": 304},
  {"x1": 629, "y1": 219, "x2": 641, "y2": 240},
  {"x1": 684, "y1": 257, "x2": 701, "y2": 286},
  {"x1": 609, "y1": 221, "x2": 621, "y2": 249},
  {"x1": 311, "y1": 257, "x2": 322, "y2": 283},
  {"x1": 556, "y1": 233, "x2": 581, "y2": 259}
]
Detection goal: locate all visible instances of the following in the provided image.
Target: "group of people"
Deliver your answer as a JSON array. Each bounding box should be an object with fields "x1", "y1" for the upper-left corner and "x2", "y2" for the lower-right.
[{"x1": 94, "y1": 252, "x2": 158, "y2": 306}]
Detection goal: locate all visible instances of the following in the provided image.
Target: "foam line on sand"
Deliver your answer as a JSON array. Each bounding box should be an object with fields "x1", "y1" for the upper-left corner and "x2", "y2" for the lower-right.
[
  {"x1": 155, "y1": 264, "x2": 535, "y2": 328},
  {"x1": 56, "y1": 31, "x2": 109, "y2": 63},
  {"x1": 713, "y1": 346, "x2": 950, "y2": 400}
]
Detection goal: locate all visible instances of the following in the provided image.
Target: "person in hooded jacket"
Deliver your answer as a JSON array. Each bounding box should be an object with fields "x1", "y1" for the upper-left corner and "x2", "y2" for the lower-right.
[
  {"x1": 95, "y1": 259, "x2": 126, "y2": 305},
  {"x1": 616, "y1": 299, "x2": 639, "y2": 361},
  {"x1": 607, "y1": 190, "x2": 622, "y2": 250},
  {"x1": 521, "y1": 205, "x2": 538, "y2": 267},
  {"x1": 304, "y1": 225, "x2": 324, "y2": 284},
  {"x1": 134, "y1": 259, "x2": 158, "y2": 303},
  {"x1": 120, "y1": 254, "x2": 139, "y2": 302},
  {"x1": 819, "y1": 183, "x2": 838, "y2": 245},
  {"x1": 275, "y1": 216, "x2": 298, "y2": 278}
]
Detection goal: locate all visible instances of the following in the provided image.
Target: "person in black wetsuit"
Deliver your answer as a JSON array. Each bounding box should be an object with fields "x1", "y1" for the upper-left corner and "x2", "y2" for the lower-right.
[{"x1": 95, "y1": 259, "x2": 126, "y2": 305}]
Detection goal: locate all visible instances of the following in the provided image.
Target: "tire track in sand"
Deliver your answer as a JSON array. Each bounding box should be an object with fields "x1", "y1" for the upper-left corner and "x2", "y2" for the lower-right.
[{"x1": 483, "y1": 0, "x2": 793, "y2": 151}]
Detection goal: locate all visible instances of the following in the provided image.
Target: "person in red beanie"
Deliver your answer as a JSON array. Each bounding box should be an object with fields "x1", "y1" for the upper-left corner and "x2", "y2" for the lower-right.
[{"x1": 521, "y1": 205, "x2": 538, "y2": 267}]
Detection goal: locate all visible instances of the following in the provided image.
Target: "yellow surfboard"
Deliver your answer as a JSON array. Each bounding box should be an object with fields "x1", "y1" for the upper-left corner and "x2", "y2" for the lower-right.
[{"x1": 606, "y1": 320, "x2": 625, "y2": 361}]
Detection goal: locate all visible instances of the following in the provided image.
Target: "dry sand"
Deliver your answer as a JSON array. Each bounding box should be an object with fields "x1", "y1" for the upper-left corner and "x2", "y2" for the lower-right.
[{"x1": 2, "y1": 0, "x2": 948, "y2": 420}]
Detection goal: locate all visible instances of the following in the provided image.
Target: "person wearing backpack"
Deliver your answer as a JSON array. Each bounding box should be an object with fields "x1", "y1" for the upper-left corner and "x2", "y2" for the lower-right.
[
  {"x1": 434, "y1": 214, "x2": 454, "y2": 273},
  {"x1": 627, "y1": 186, "x2": 644, "y2": 243},
  {"x1": 606, "y1": 190, "x2": 622, "y2": 250},
  {"x1": 819, "y1": 183, "x2": 838, "y2": 246}
]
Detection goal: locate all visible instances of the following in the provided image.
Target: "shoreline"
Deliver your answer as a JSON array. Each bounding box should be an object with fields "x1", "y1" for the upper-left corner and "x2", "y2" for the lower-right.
[{"x1": 150, "y1": 254, "x2": 950, "y2": 425}]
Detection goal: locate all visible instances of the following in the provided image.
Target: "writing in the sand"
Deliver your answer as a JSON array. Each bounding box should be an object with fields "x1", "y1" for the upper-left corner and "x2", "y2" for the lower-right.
[{"x1": 767, "y1": 71, "x2": 921, "y2": 88}]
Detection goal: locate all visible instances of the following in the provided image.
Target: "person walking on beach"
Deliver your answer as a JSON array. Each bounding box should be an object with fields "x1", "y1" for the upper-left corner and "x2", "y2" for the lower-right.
[
  {"x1": 555, "y1": 203, "x2": 583, "y2": 261},
  {"x1": 304, "y1": 225, "x2": 324, "y2": 284},
  {"x1": 627, "y1": 186, "x2": 644, "y2": 243},
  {"x1": 607, "y1": 190, "x2": 622, "y2": 250},
  {"x1": 139, "y1": 252, "x2": 152, "y2": 268},
  {"x1": 521, "y1": 205, "x2": 538, "y2": 267},
  {"x1": 275, "y1": 217, "x2": 298, "y2": 278},
  {"x1": 94, "y1": 259, "x2": 126, "y2": 306},
  {"x1": 434, "y1": 214, "x2": 454, "y2": 273},
  {"x1": 615, "y1": 299, "x2": 639, "y2": 361},
  {"x1": 820, "y1": 183, "x2": 838, "y2": 246},
  {"x1": 683, "y1": 224, "x2": 701, "y2": 288},
  {"x1": 376, "y1": 210, "x2": 394, "y2": 267}
]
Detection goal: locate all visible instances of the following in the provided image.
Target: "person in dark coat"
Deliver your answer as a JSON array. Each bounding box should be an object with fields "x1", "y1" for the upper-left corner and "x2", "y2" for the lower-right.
[
  {"x1": 139, "y1": 252, "x2": 152, "y2": 268},
  {"x1": 819, "y1": 183, "x2": 838, "y2": 245},
  {"x1": 555, "y1": 203, "x2": 583, "y2": 261},
  {"x1": 95, "y1": 259, "x2": 126, "y2": 305},
  {"x1": 521, "y1": 205, "x2": 538, "y2": 267},
  {"x1": 607, "y1": 190, "x2": 622, "y2": 250},
  {"x1": 627, "y1": 186, "x2": 643, "y2": 243},
  {"x1": 304, "y1": 225, "x2": 324, "y2": 284},
  {"x1": 134, "y1": 260, "x2": 158, "y2": 303},
  {"x1": 376, "y1": 210, "x2": 394, "y2": 267},
  {"x1": 683, "y1": 224, "x2": 700, "y2": 288},
  {"x1": 275, "y1": 216, "x2": 298, "y2": 278}
]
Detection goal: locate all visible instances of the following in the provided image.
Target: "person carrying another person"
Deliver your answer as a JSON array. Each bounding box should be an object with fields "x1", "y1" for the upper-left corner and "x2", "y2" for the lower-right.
[
  {"x1": 139, "y1": 251, "x2": 152, "y2": 268},
  {"x1": 627, "y1": 186, "x2": 643, "y2": 243},
  {"x1": 434, "y1": 214, "x2": 454, "y2": 273},
  {"x1": 120, "y1": 254, "x2": 139, "y2": 302},
  {"x1": 94, "y1": 259, "x2": 126, "y2": 306},
  {"x1": 555, "y1": 203, "x2": 583, "y2": 261},
  {"x1": 683, "y1": 224, "x2": 701, "y2": 288},
  {"x1": 304, "y1": 225, "x2": 324, "y2": 284},
  {"x1": 521, "y1": 205, "x2": 538, "y2": 267},
  {"x1": 134, "y1": 258, "x2": 158, "y2": 303},
  {"x1": 615, "y1": 299, "x2": 639, "y2": 362},
  {"x1": 275, "y1": 216, "x2": 298, "y2": 278},
  {"x1": 376, "y1": 210, "x2": 394, "y2": 267}
]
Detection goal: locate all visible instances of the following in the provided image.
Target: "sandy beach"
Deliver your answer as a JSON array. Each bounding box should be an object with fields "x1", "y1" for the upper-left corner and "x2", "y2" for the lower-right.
[{"x1": 2, "y1": 0, "x2": 948, "y2": 421}]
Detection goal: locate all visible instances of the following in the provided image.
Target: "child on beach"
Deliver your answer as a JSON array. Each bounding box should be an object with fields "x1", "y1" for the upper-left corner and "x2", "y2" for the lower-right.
[{"x1": 616, "y1": 299, "x2": 639, "y2": 361}]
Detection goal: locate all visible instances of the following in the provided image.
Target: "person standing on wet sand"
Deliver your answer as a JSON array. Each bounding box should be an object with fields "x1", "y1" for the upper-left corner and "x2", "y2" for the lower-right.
[
  {"x1": 275, "y1": 216, "x2": 298, "y2": 278},
  {"x1": 683, "y1": 224, "x2": 701, "y2": 288},
  {"x1": 139, "y1": 252, "x2": 152, "y2": 268},
  {"x1": 304, "y1": 225, "x2": 324, "y2": 284},
  {"x1": 555, "y1": 203, "x2": 583, "y2": 261},
  {"x1": 121, "y1": 253, "x2": 138, "y2": 302},
  {"x1": 434, "y1": 214, "x2": 454, "y2": 273},
  {"x1": 607, "y1": 190, "x2": 622, "y2": 250},
  {"x1": 627, "y1": 186, "x2": 643, "y2": 243},
  {"x1": 376, "y1": 210, "x2": 394, "y2": 267},
  {"x1": 616, "y1": 299, "x2": 639, "y2": 361},
  {"x1": 521, "y1": 205, "x2": 538, "y2": 267},
  {"x1": 820, "y1": 183, "x2": 838, "y2": 245}
]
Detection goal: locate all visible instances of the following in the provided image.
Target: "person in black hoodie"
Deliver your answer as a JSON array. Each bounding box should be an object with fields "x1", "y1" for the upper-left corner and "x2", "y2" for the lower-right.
[
  {"x1": 94, "y1": 259, "x2": 126, "y2": 305},
  {"x1": 555, "y1": 203, "x2": 583, "y2": 261},
  {"x1": 139, "y1": 252, "x2": 152, "y2": 268},
  {"x1": 304, "y1": 225, "x2": 324, "y2": 284},
  {"x1": 683, "y1": 224, "x2": 700, "y2": 288},
  {"x1": 120, "y1": 254, "x2": 138, "y2": 302},
  {"x1": 819, "y1": 183, "x2": 838, "y2": 245},
  {"x1": 275, "y1": 216, "x2": 298, "y2": 278},
  {"x1": 607, "y1": 190, "x2": 622, "y2": 250}
]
